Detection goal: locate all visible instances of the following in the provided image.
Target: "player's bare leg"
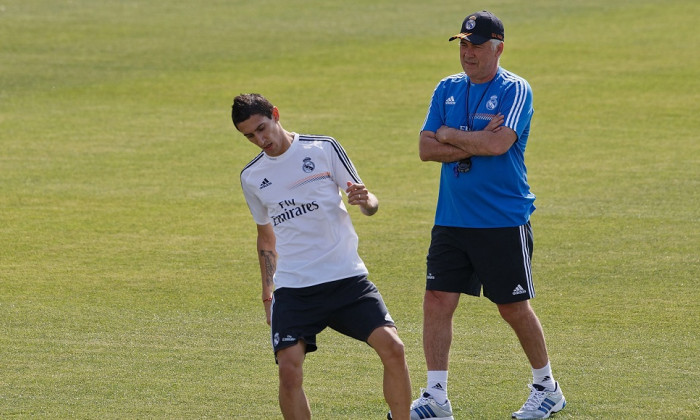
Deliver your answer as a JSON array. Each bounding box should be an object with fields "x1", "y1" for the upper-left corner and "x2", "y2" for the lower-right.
[
  {"x1": 276, "y1": 341, "x2": 311, "y2": 420},
  {"x1": 368, "y1": 326, "x2": 412, "y2": 420}
]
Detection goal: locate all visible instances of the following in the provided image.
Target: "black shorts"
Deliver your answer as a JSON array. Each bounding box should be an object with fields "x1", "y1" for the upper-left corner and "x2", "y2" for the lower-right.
[
  {"x1": 426, "y1": 223, "x2": 535, "y2": 304},
  {"x1": 270, "y1": 275, "x2": 395, "y2": 357}
]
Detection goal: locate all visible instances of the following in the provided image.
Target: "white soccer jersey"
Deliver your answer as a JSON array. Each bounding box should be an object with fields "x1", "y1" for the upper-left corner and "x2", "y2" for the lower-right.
[{"x1": 240, "y1": 133, "x2": 368, "y2": 289}]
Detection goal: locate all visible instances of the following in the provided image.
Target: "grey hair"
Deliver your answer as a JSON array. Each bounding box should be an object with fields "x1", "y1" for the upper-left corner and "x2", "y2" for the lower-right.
[{"x1": 489, "y1": 39, "x2": 503, "y2": 51}]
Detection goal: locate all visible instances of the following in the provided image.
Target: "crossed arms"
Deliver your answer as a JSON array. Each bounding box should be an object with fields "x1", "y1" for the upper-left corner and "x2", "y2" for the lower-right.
[{"x1": 418, "y1": 113, "x2": 516, "y2": 162}]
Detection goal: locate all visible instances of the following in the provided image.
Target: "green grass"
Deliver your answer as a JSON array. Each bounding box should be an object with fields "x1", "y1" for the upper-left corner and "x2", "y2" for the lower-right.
[{"x1": 2, "y1": 0, "x2": 699, "y2": 418}]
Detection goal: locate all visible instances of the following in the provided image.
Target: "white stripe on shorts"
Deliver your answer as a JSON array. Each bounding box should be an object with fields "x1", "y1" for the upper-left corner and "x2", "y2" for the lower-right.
[{"x1": 519, "y1": 224, "x2": 535, "y2": 297}]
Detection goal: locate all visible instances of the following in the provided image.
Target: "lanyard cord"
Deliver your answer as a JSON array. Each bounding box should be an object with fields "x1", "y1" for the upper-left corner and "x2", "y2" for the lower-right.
[
  {"x1": 455, "y1": 75, "x2": 496, "y2": 177},
  {"x1": 465, "y1": 77, "x2": 495, "y2": 131}
]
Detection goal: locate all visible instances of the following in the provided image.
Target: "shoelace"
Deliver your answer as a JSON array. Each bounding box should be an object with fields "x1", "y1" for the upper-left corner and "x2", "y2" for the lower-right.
[
  {"x1": 411, "y1": 389, "x2": 437, "y2": 409},
  {"x1": 521, "y1": 385, "x2": 547, "y2": 411},
  {"x1": 412, "y1": 395, "x2": 432, "y2": 408}
]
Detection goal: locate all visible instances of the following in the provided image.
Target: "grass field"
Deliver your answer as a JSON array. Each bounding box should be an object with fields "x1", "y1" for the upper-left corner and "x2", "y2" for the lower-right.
[{"x1": 2, "y1": 0, "x2": 699, "y2": 418}]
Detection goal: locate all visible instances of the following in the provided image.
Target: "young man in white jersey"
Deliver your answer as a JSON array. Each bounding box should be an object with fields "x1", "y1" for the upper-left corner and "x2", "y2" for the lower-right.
[
  {"x1": 233, "y1": 93, "x2": 412, "y2": 420},
  {"x1": 390, "y1": 11, "x2": 566, "y2": 420}
]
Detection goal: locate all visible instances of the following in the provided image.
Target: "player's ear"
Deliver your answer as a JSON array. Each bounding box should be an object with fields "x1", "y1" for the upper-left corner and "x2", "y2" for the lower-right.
[{"x1": 272, "y1": 106, "x2": 280, "y2": 122}]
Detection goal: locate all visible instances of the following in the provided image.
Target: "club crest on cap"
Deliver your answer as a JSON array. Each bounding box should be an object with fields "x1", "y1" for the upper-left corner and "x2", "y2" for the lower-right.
[
  {"x1": 465, "y1": 17, "x2": 476, "y2": 30},
  {"x1": 448, "y1": 10, "x2": 504, "y2": 44}
]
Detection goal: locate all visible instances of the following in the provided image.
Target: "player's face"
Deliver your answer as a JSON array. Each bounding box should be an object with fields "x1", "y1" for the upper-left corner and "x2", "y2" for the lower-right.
[
  {"x1": 459, "y1": 39, "x2": 502, "y2": 83},
  {"x1": 236, "y1": 107, "x2": 290, "y2": 157}
]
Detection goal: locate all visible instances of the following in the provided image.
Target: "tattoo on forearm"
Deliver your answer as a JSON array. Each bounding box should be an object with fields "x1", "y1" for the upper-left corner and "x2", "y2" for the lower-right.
[{"x1": 260, "y1": 250, "x2": 276, "y2": 287}]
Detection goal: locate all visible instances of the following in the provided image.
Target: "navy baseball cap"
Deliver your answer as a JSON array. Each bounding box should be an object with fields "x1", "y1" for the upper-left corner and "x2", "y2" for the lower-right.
[{"x1": 448, "y1": 11, "x2": 504, "y2": 44}]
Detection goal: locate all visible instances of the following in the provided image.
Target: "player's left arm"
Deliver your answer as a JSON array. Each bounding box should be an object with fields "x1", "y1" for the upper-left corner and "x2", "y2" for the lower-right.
[
  {"x1": 346, "y1": 181, "x2": 378, "y2": 216},
  {"x1": 326, "y1": 138, "x2": 378, "y2": 216}
]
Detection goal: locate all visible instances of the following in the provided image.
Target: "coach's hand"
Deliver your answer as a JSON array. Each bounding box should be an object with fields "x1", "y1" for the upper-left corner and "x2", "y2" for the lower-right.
[{"x1": 484, "y1": 113, "x2": 505, "y2": 132}]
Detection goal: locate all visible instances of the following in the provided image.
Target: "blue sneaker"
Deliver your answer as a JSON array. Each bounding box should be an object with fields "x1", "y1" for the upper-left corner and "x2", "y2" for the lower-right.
[
  {"x1": 389, "y1": 388, "x2": 454, "y2": 420},
  {"x1": 512, "y1": 382, "x2": 566, "y2": 419}
]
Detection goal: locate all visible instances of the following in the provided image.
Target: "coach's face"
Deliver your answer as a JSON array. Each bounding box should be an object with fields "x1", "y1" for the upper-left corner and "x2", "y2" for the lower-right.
[
  {"x1": 236, "y1": 107, "x2": 292, "y2": 157},
  {"x1": 459, "y1": 39, "x2": 503, "y2": 84}
]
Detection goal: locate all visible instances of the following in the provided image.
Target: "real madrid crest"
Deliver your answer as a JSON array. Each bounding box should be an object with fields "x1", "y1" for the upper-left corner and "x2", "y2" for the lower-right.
[
  {"x1": 466, "y1": 17, "x2": 476, "y2": 30},
  {"x1": 302, "y1": 157, "x2": 315, "y2": 173},
  {"x1": 486, "y1": 95, "x2": 498, "y2": 111}
]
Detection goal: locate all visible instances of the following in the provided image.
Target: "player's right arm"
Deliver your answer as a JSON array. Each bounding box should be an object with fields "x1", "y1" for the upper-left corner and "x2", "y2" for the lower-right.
[{"x1": 256, "y1": 223, "x2": 276, "y2": 325}]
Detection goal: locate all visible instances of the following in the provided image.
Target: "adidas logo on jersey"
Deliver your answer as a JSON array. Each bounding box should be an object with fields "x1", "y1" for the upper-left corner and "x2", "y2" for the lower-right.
[
  {"x1": 445, "y1": 96, "x2": 456, "y2": 105},
  {"x1": 512, "y1": 284, "x2": 527, "y2": 295},
  {"x1": 259, "y1": 178, "x2": 272, "y2": 189}
]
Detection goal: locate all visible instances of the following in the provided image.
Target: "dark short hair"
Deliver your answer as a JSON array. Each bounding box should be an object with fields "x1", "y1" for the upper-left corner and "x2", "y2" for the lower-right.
[{"x1": 231, "y1": 93, "x2": 274, "y2": 127}]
